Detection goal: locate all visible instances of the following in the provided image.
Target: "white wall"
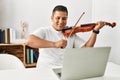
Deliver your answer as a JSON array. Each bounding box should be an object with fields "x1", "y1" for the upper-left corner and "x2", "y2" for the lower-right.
[
  {"x1": 0, "y1": 0, "x2": 92, "y2": 39},
  {"x1": 92, "y1": 0, "x2": 120, "y2": 64}
]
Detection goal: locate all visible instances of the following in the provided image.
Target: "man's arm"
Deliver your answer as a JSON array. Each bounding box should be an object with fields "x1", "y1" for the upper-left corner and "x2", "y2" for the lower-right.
[
  {"x1": 82, "y1": 21, "x2": 106, "y2": 48},
  {"x1": 82, "y1": 32, "x2": 97, "y2": 48},
  {"x1": 25, "y1": 35, "x2": 67, "y2": 48}
]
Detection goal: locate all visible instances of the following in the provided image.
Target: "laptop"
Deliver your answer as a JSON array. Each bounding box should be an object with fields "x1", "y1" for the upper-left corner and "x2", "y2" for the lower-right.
[{"x1": 52, "y1": 47, "x2": 111, "y2": 80}]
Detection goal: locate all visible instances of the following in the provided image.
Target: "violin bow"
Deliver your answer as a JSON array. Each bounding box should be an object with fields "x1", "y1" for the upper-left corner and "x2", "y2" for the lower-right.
[{"x1": 68, "y1": 12, "x2": 85, "y2": 38}]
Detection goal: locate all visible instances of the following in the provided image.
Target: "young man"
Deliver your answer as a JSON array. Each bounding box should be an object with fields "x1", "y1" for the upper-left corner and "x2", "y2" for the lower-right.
[{"x1": 26, "y1": 5, "x2": 106, "y2": 68}]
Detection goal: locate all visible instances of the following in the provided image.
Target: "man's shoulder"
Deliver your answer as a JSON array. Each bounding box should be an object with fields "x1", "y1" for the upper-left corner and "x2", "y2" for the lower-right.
[
  {"x1": 35, "y1": 27, "x2": 51, "y2": 32},
  {"x1": 31, "y1": 27, "x2": 52, "y2": 38},
  {"x1": 31, "y1": 27, "x2": 50, "y2": 34},
  {"x1": 38, "y1": 26, "x2": 51, "y2": 30}
]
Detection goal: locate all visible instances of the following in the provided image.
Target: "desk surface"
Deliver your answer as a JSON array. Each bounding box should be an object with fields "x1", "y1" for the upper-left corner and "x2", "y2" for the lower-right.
[{"x1": 0, "y1": 62, "x2": 120, "y2": 80}]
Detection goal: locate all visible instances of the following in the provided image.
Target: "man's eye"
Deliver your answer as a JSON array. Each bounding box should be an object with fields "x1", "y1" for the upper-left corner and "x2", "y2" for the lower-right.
[
  {"x1": 55, "y1": 17, "x2": 67, "y2": 21},
  {"x1": 56, "y1": 17, "x2": 60, "y2": 20},
  {"x1": 62, "y1": 18, "x2": 67, "y2": 20}
]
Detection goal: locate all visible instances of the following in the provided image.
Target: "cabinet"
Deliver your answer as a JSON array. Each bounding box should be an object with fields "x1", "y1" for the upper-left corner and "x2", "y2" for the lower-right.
[{"x1": 0, "y1": 44, "x2": 39, "y2": 68}]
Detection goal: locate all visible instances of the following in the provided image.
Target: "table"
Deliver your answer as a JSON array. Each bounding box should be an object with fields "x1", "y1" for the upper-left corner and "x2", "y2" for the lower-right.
[
  {"x1": 0, "y1": 62, "x2": 120, "y2": 80},
  {"x1": 84, "y1": 62, "x2": 120, "y2": 80}
]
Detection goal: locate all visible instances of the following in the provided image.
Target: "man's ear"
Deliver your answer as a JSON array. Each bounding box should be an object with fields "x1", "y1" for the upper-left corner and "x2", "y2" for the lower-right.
[{"x1": 51, "y1": 15, "x2": 53, "y2": 20}]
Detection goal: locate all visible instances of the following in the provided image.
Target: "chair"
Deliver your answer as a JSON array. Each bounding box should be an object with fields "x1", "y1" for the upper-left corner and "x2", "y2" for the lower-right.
[{"x1": 0, "y1": 54, "x2": 25, "y2": 70}]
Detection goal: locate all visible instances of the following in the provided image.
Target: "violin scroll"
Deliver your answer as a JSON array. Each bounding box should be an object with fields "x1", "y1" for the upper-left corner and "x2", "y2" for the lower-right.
[{"x1": 105, "y1": 22, "x2": 116, "y2": 28}]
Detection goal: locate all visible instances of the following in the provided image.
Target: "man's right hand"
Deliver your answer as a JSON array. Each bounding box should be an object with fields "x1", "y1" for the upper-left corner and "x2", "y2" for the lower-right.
[{"x1": 54, "y1": 39, "x2": 67, "y2": 48}]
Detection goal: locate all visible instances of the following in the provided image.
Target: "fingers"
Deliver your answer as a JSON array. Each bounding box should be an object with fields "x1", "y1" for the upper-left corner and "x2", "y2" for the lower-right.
[
  {"x1": 97, "y1": 21, "x2": 106, "y2": 26},
  {"x1": 94, "y1": 21, "x2": 106, "y2": 31},
  {"x1": 54, "y1": 39, "x2": 67, "y2": 48},
  {"x1": 61, "y1": 40, "x2": 67, "y2": 48}
]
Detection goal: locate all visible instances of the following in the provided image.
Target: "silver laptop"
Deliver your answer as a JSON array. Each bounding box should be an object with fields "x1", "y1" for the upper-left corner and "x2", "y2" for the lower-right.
[{"x1": 53, "y1": 47, "x2": 111, "y2": 80}]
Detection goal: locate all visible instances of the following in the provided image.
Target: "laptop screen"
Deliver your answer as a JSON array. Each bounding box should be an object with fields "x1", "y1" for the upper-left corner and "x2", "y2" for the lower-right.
[{"x1": 60, "y1": 47, "x2": 111, "y2": 80}]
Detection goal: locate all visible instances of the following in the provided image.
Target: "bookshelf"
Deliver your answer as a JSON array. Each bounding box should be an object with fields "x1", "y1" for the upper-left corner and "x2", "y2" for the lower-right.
[{"x1": 0, "y1": 44, "x2": 39, "y2": 68}]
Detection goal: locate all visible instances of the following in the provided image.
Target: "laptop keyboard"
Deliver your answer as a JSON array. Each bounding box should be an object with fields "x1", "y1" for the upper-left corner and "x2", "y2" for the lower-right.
[{"x1": 52, "y1": 68, "x2": 62, "y2": 78}]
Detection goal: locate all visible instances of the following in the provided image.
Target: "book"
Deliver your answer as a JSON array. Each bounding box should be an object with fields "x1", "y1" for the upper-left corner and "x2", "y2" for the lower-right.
[
  {"x1": 1, "y1": 29, "x2": 5, "y2": 43},
  {"x1": 9, "y1": 28, "x2": 16, "y2": 43},
  {"x1": 5, "y1": 28, "x2": 10, "y2": 44},
  {"x1": 26, "y1": 48, "x2": 34, "y2": 64},
  {"x1": 0, "y1": 29, "x2": 2, "y2": 43},
  {"x1": 30, "y1": 49, "x2": 34, "y2": 64},
  {"x1": 26, "y1": 48, "x2": 30, "y2": 64},
  {"x1": 33, "y1": 51, "x2": 39, "y2": 61}
]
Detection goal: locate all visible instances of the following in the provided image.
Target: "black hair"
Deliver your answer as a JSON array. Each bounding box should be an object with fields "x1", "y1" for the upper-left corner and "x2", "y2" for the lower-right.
[{"x1": 52, "y1": 5, "x2": 68, "y2": 16}]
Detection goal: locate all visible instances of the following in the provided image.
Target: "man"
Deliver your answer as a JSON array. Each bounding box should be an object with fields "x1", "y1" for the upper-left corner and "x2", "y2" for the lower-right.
[{"x1": 26, "y1": 5, "x2": 106, "y2": 68}]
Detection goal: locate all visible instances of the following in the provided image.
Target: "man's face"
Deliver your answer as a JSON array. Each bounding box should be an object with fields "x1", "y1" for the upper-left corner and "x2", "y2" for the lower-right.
[{"x1": 51, "y1": 11, "x2": 68, "y2": 31}]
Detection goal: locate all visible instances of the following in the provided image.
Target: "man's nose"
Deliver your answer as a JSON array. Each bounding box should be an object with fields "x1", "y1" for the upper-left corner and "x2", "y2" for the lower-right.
[{"x1": 59, "y1": 18, "x2": 64, "y2": 23}]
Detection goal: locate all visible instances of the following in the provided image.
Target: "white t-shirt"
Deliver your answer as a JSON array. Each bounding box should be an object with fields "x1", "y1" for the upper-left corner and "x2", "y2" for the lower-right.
[{"x1": 32, "y1": 26, "x2": 85, "y2": 68}]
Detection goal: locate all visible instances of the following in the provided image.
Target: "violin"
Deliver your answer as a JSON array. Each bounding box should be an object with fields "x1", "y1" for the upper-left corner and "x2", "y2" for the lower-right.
[{"x1": 62, "y1": 22, "x2": 116, "y2": 37}]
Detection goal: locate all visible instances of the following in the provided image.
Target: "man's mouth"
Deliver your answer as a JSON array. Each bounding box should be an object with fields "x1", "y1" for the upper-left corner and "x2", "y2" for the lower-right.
[{"x1": 58, "y1": 24, "x2": 63, "y2": 28}]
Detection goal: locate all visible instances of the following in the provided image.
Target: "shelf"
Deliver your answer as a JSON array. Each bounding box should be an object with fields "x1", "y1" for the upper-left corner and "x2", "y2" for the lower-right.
[{"x1": 0, "y1": 43, "x2": 39, "y2": 68}]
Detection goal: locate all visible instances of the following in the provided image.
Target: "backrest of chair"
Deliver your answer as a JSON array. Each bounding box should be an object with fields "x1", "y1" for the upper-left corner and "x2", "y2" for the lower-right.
[{"x1": 0, "y1": 54, "x2": 25, "y2": 70}]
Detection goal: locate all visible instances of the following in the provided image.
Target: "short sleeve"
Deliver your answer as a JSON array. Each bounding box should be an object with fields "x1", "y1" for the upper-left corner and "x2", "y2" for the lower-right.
[{"x1": 31, "y1": 27, "x2": 46, "y2": 39}]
